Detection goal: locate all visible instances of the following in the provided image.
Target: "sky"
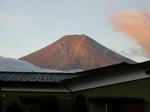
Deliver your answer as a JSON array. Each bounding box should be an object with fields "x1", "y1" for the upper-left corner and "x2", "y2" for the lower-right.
[{"x1": 0, "y1": 0, "x2": 150, "y2": 62}]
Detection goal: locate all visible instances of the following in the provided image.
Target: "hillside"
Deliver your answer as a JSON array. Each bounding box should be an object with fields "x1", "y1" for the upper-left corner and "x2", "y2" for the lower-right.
[{"x1": 19, "y1": 34, "x2": 135, "y2": 70}]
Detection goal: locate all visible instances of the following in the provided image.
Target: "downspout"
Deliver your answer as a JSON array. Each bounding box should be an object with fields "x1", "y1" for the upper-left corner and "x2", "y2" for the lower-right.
[{"x1": 106, "y1": 102, "x2": 108, "y2": 112}]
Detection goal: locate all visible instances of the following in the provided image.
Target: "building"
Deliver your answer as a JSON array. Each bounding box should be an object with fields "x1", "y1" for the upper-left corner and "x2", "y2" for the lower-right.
[{"x1": 0, "y1": 61, "x2": 150, "y2": 112}]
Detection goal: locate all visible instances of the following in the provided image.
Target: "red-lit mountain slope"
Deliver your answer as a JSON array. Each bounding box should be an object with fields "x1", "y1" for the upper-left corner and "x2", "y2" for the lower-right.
[{"x1": 19, "y1": 34, "x2": 135, "y2": 70}]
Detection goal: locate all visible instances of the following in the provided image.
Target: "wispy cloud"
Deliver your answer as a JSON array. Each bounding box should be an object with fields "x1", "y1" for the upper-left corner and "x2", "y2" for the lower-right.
[
  {"x1": 0, "y1": 12, "x2": 24, "y2": 25},
  {"x1": 109, "y1": 10, "x2": 150, "y2": 56}
]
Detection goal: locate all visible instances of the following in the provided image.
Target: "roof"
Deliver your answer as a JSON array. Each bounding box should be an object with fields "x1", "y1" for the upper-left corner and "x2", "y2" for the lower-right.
[
  {"x1": 76, "y1": 60, "x2": 150, "y2": 78},
  {"x1": 65, "y1": 61, "x2": 150, "y2": 92},
  {"x1": 0, "y1": 71, "x2": 78, "y2": 84},
  {"x1": 1, "y1": 60, "x2": 150, "y2": 92}
]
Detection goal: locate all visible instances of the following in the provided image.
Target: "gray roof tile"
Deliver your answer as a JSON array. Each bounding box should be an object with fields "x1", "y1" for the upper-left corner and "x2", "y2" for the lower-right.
[{"x1": 0, "y1": 72, "x2": 79, "y2": 83}]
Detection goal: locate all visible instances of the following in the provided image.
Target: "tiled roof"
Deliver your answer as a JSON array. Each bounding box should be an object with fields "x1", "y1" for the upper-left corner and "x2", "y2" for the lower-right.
[{"x1": 0, "y1": 71, "x2": 78, "y2": 83}]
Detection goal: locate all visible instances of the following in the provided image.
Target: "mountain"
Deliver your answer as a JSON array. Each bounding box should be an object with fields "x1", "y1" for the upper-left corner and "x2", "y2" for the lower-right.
[
  {"x1": 0, "y1": 56, "x2": 71, "y2": 72},
  {"x1": 19, "y1": 34, "x2": 135, "y2": 70}
]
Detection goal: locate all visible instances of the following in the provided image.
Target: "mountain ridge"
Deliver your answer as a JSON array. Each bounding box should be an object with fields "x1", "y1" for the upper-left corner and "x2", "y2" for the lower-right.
[{"x1": 19, "y1": 34, "x2": 135, "y2": 70}]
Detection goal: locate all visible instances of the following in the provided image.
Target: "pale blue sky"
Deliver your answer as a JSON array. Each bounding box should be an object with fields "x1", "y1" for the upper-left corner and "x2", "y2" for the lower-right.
[{"x1": 0, "y1": 0, "x2": 150, "y2": 62}]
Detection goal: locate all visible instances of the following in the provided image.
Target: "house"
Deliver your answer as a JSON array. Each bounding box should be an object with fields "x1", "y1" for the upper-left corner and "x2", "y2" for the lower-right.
[{"x1": 0, "y1": 61, "x2": 150, "y2": 112}]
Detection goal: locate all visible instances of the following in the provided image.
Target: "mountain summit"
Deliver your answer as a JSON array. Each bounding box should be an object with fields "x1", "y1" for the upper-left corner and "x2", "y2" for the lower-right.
[{"x1": 19, "y1": 34, "x2": 135, "y2": 70}]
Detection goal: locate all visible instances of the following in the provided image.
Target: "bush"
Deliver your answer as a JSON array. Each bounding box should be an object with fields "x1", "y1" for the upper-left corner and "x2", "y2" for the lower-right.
[{"x1": 0, "y1": 101, "x2": 2, "y2": 112}]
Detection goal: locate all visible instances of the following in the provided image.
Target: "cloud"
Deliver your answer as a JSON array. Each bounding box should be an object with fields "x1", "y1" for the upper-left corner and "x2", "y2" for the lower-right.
[
  {"x1": 0, "y1": 55, "x2": 82, "y2": 73},
  {"x1": 0, "y1": 12, "x2": 24, "y2": 25},
  {"x1": 112, "y1": 47, "x2": 150, "y2": 62},
  {"x1": 109, "y1": 10, "x2": 150, "y2": 56}
]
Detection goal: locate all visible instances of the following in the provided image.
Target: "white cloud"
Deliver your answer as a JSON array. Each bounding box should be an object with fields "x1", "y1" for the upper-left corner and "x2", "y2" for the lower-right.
[{"x1": 109, "y1": 10, "x2": 150, "y2": 57}]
